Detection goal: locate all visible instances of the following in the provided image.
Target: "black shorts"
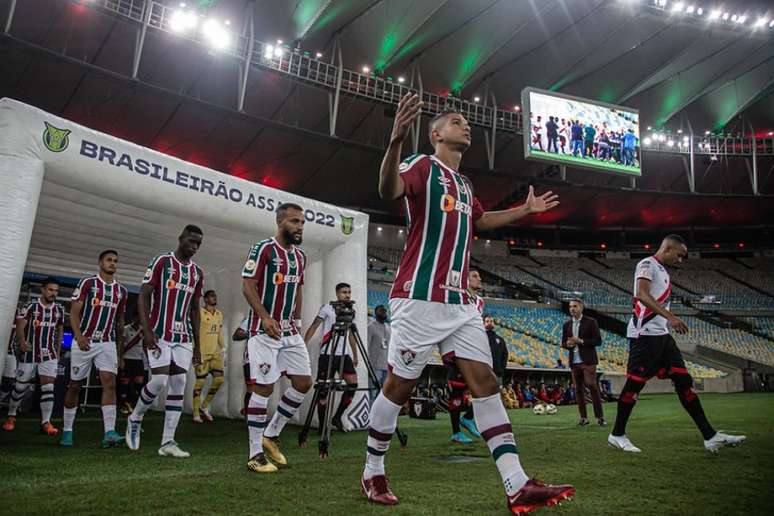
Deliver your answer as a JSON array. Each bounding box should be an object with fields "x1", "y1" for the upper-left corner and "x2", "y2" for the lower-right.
[
  {"x1": 121, "y1": 359, "x2": 146, "y2": 379},
  {"x1": 626, "y1": 335, "x2": 688, "y2": 381},
  {"x1": 316, "y1": 355, "x2": 356, "y2": 380}
]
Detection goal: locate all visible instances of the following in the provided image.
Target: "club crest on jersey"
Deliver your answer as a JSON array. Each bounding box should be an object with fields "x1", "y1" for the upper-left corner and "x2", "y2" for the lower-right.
[
  {"x1": 402, "y1": 280, "x2": 413, "y2": 293},
  {"x1": 440, "y1": 194, "x2": 471, "y2": 215},
  {"x1": 258, "y1": 363, "x2": 271, "y2": 375},
  {"x1": 341, "y1": 215, "x2": 354, "y2": 235},
  {"x1": 399, "y1": 349, "x2": 416, "y2": 366},
  {"x1": 150, "y1": 349, "x2": 161, "y2": 360},
  {"x1": 42, "y1": 122, "x2": 71, "y2": 153},
  {"x1": 91, "y1": 297, "x2": 101, "y2": 307}
]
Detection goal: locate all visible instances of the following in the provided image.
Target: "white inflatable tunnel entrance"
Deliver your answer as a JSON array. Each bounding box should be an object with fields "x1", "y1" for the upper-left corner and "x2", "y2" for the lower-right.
[{"x1": 0, "y1": 98, "x2": 370, "y2": 427}]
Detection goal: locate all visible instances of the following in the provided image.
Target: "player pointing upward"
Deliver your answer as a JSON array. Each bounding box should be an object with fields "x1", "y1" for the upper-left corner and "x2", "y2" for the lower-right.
[{"x1": 360, "y1": 92, "x2": 574, "y2": 514}]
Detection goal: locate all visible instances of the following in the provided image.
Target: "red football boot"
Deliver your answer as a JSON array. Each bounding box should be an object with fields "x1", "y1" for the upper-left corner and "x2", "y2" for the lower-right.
[
  {"x1": 361, "y1": 475, "x2": 399, "y2": 506},
  {"x1": 507, "y1": 479, "x2": 575, "y2": 514},
  {"x1": 40, "y1": 421, "x2": 59, "y2": 436}
]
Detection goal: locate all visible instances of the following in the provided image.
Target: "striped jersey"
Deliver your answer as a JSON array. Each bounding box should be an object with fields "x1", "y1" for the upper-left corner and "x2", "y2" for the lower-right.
[
  {"x1": 627, "y1": 256, "x2": 672, "y2": 338},
  {"x1": 6, "y1": 309, "x2": 21, "y2": 355},
  {"x1": 122, "y1": 324, "x2": 144, "y2": 361},
  {"x1": 390, "y1": 154, "x2": 484, "y2": 304},
  {"x1": 20, "y1": 299, "x2": 64, "y2": 363},
  {"x1": 242, "y1": 238, "x2": 306, "y2": 337},
  {"x1": 316, "y1": 304, "x2": 352, "y2": 357},
  {"x1": 71, "y1": 275, "x2": 128, "y2": 342},
  {"x1": 143, "y1": 252, "x2": 205, "y2": 343},
  {"x1": 470, "y1": 291, "x2": 485, "y2": 315}
]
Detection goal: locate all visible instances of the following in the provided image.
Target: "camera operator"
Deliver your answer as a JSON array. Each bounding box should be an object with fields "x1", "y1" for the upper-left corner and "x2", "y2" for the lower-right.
[{"x1": 304, "y1": 283, "x2": 359, "y2": 432}]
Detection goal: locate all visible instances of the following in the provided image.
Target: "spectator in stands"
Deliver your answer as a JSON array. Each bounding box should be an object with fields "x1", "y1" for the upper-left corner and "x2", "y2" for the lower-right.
[
  {"x1": 484, "y1": 315, "x2": 508, "y2": 385},
  {"x1": 367, "y1": 305, "x2": 391, "y2": 404},
  {"x1": 537, "y1": 383, "x2": 550, "y2": 403},
  {"x1": 550, "y1": 385, "x2": 563, "y2": 405},
  {"x1": 563, "y1": 385, "x2": 576, "y2": 405},
  {"x1": 562, "y1": 299, "x2": 606, "y2": 426},
  {"x1": 521, "y1": 384, "x2": 535, "y2": 408},
  {"x1": 555, "y1": 359, "x2": 565, "y2": 369}
]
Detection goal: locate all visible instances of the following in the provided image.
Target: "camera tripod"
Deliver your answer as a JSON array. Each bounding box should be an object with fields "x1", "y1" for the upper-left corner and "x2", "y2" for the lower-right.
[{"x1": 298, "y1": 302, "x2": 408, "y2": 458}]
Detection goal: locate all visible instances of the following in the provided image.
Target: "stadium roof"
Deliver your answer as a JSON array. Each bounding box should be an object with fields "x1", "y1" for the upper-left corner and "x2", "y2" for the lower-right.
[{"x1": 1, "y1": 0, "x2": 773, "y2": 228}]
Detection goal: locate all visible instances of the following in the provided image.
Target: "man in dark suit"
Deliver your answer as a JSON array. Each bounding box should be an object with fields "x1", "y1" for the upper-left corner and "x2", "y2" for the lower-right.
[{"x1": 561, "y1": 299, "x2": 606, "y2": 426}]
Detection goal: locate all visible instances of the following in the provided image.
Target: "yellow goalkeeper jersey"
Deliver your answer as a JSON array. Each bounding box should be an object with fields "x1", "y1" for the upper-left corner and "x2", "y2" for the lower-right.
[{"x1": 200, "y1": 307, "x2": 224, "y2": 356}]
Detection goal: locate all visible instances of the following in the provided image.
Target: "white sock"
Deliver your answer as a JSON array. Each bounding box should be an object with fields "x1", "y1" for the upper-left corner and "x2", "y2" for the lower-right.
[
  {"x1": 102, "y1": 404, "x2": 116, "y2": 433},
  {"x1": 264, "y1": 387, "x2": 306, "y2": 439},
  {"x1": 162, "y1": 374, "x2": 186, "y2": 445},
  {"x1": 247, "y1": 392, "x2": 269, "y2": 459},
  {"x1": 8, "y1": 383, "x2": 29, "y2": 416},
  {"x1": 39, "y1": 384, "x2": 55, "y2": 424},
  {"x1": 363, "y1": 392, "x2": 402, "y2": 480},
  {"x1": 130, "y1": 374, "x2": 167, "y2": 422},
  {"x1": 473, "y1": 392, "x2": 529, "y2": 495},
  {"x1": 63, "y1": 406, "x2": 77, "y2": 432}
]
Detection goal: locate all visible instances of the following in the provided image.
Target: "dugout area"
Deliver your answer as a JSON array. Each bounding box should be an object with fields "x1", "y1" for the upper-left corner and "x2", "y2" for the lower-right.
[{"x1": 0, "y1": 97, "x2": 370, "y2": 425}]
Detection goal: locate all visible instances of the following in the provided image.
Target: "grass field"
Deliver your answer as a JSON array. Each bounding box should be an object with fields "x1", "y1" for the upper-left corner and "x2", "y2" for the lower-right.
[
  {"x1": 529, "y1": 149, "x2": 641, "y2": 175},
  {"x1": 1, "y1": 393, "x2": 772, "y2": 515}
]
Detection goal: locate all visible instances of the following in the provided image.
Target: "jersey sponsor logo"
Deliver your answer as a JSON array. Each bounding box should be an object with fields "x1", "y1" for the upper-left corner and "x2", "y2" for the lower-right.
[
  {"x1": 273, "y1": 272, "x2": 301, "y2": 285},
  {"x1": 399, "y1": 349, "x2": 416, "y2": 366},
  {"x1": 258, "y1": 363, "x2": 271, "y2": 375},
  {"x1": 173, "y1": 321, "x2": 187, "y2": 334},
  {"x1": 272, "y1": 257, "x2": 284, "y2": 267},
  {"x1": 166, "y1": 278, "x2": 196, "y2": 294},
  {"x1": 437, "y1": 175, "x2": 452, "y2": 188},
  {"x1": 440, "y1": 194, "x2": 472, "y2": 215},
  {"x1": 42, "y1": 122, "x2": 71, "y2": 153}
]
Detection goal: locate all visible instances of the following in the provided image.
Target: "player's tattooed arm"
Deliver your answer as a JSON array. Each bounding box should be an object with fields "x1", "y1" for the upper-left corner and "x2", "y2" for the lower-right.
[
  {"x1": 115, "y1": 313, "x2": 126, "y2": 361},
  {"x1": 55, "y1": 323, "x2": 63, "y2": 358},
  {"x1": 137, "y1": 283, "x2": 159, "y2": 351},
  {"x1": 70, "y1": 298, "x2": 90, "y2": 352},
  {"x1": 190, "y1": 296, "x2": 202, "y2": 366},
  {"x1": 242, "y1": 278, "x2": 281, "y2": 339},
  {"x1": 16, "y1": 315, "x2": 30, "y2": 353},
  {"x1": 475, "y1": 186, "x2": 559, "y2": 231},
  {"x1": 379, "y1": 92, "x2": 423, "y2": 200}
]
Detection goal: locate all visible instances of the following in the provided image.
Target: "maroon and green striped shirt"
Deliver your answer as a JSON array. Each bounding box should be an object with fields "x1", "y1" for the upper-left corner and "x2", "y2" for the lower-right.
[
  {"x1": 241, "y1": 238, "x2": 306, "y2": 337},
  {"x1": 390, "y1": 154, "x2": 484, "y2": 304},
  {"x1": 143, "y1": 252, "x2": 204, "y2": 344},
  {"x1": 20, "y1": 300, "x2": 64, "y2": 363},
  {"x1": 71, "y1": 275, "x2": 128, "y2": 342}
]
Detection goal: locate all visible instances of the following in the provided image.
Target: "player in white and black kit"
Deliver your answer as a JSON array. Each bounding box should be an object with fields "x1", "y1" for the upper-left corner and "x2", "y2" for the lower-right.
[
  {"x1": 304, "y1": 283, "x2": 359, "y2": 433},
  {"x1": 609, "y1": 235, "x2": 746, "y2": 453}
]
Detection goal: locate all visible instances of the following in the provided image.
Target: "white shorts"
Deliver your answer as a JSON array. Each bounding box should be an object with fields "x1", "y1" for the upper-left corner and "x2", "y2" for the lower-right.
[
  {"x1": 3, "y1": 353, "x2": 17, "y2": 378},
  {"x1": 70, "y1": 341, "x2": 118, "y2": 381},
  {"x1": 387, "y1": 298, "x2": 492, "y2": 380},
  {"x1": 16, "y1": 360, "x2": 58, "y2": 382},
  {"x1": 146, "y1": 340, "x2": 193, "y2": 372},
  {"x1": 245, "y1": 333, "x2": 311, "y2": 385}
]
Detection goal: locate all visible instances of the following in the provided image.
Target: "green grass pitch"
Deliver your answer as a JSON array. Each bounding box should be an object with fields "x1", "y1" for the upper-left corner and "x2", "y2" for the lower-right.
[
  {"x1": 529, "y1": 150, "x2": 642, "y2": 176},
  {"x1": 1, "y1": 393, "x2": 772, "y2": 515}
]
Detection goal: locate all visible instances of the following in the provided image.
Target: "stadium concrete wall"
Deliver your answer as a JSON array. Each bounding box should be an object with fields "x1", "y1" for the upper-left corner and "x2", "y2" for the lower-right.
[
  {"x1": 0, "y1": 98, "x2": 370, "y2": 428},
  {"x1": 603, "y1": 371, "x2": 744, "y2": 394}
]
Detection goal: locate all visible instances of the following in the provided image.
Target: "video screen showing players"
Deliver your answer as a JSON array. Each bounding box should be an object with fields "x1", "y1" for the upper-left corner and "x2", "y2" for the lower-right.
[{"x1": 522, "y1": 87, "x2": 641, "y2": 177}]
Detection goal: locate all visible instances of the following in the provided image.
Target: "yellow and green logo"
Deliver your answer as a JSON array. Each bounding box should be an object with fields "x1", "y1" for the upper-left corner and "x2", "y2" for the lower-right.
[
  {"x1": 340, "y1": 216, "x2": 354, "y2": 235},
  {"x1": 42, "y1": 122, "x2": 71, "y2": 152}
]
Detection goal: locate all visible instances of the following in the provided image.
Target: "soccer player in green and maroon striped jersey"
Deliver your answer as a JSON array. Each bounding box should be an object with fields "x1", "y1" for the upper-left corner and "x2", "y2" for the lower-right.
[
  {"x1": 242, "y1": 203, "x2": 312, "y2": 474},
  {"x1": 61, "y1": 250, "x2": 128, "y2": 448},
  {"x1": 125, "y1": 225, "x2": 204, "y2": 458},
  {"x1": 7, "y1": 278, "x2": 64, "y2": 435},
  {"x1": 360, "y1": 93, "x2": 574, "y2": 514}
]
